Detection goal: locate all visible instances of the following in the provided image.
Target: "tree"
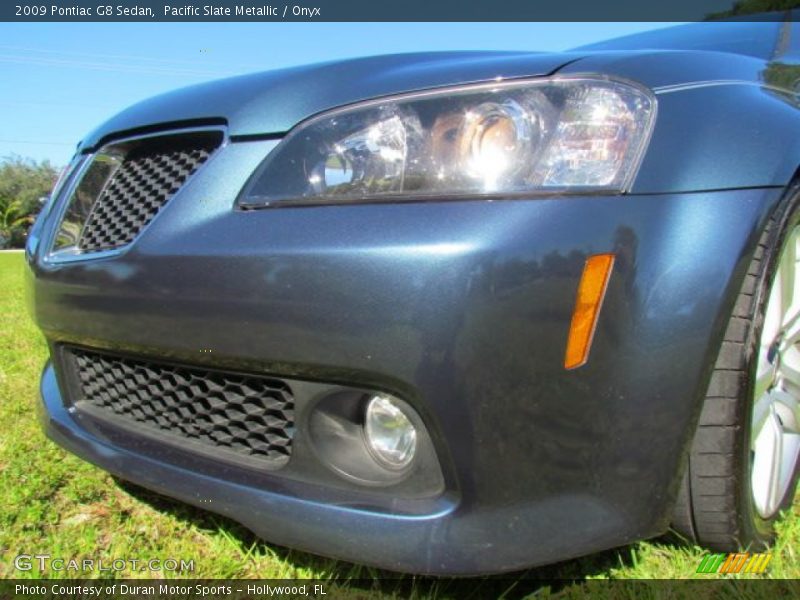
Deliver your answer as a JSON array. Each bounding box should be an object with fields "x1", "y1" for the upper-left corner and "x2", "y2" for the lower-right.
[
  {"x1": 0, "y1": 200, "x2": 34, "y2": 248},
  {"x1": 0, "y1": 155, "x2": 60, "y2": 249},
  {"x1": 708, "y1": 0, "x2": 800, "y2": 18}
]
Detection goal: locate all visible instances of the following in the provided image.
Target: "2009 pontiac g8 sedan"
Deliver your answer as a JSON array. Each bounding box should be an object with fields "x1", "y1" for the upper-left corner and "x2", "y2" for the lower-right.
[{"x1": 26, "y1": 18, "x2": 800, "y2": 574}]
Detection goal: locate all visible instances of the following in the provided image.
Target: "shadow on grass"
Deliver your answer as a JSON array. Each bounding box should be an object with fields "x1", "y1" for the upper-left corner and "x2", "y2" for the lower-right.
[{"x1": 112, "y1": 478, "x2": 678, "y2": 598}]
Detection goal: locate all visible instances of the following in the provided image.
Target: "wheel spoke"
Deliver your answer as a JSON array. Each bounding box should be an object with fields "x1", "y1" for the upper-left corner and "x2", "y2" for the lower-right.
[
  {"x1": 779, "y1": 353, "x2": 800, "y2": 395},
  {"x1": 752, "y1": 391, "x2": 775, "y2": 445},
  {"x1": 783, "y1": 312, "x2": 800, "y2": 348},
  {"x1": 778, "y1": 432, "x2": 800, "y2": 503},
  {"x1": 763, "y1": 277, "x2": 784, "y2": 349},
  {"x1": 773, "y1": 389, "x2": 800, "y2": 435},
  {"x1": 751, "y1": 406, "x2": 784, "y2": 517},
  {"x1": 754, "y1": 361, "x2": 776, "y2": 401},
  {"x1": 779, "y1": 233, "x2": 798, "y2": 321}
]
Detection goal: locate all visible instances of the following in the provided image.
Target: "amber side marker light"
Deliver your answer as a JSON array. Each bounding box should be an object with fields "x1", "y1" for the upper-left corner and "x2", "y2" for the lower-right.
[{"x1": 564, "y1": 253, "x2": 615, "y2": 370}]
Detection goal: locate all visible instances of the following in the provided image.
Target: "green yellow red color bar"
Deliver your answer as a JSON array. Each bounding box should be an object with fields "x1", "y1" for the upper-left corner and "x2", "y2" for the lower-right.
[{"x1": 696, "y1": 552, "x2": 773, "y2": 574}]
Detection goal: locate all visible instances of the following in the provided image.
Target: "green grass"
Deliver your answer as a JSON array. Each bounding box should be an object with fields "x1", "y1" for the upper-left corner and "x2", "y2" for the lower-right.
[{"x1": 0, "y1": 251, "x2": 798, "y2": 597}]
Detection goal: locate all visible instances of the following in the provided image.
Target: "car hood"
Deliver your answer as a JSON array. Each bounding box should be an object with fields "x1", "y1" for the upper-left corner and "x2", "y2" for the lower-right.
[{"x1": 81, "y1": 51, "x2": 584, "y2": 150}]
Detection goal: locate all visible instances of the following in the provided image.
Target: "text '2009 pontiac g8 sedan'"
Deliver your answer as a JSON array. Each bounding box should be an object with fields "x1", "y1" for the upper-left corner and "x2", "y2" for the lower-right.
[{"x1": 26, "y1": 18, "x2": 800, "y2": 574}]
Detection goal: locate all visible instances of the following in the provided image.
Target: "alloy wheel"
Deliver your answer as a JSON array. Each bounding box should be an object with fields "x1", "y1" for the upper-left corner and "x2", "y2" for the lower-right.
[{"x1": 752, "y1": 226, "x2": 800, "y2": 518}]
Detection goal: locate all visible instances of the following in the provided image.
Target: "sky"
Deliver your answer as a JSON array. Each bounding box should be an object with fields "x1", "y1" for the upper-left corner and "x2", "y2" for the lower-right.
[{"x1": 0, "y1": 22, "x2": 678, "y2": 166}]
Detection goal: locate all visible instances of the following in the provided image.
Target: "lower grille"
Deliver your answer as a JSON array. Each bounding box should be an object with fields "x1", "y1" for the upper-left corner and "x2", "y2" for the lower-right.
[{"x1": 66, "y1": 348, "x2": 294, "y2": 467}]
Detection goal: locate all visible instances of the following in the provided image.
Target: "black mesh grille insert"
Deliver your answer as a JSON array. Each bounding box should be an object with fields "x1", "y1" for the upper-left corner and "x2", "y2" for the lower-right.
[
  {"x1": 78, "y1": 132, "x2": 221, "y2": 252},
  {"x1": 68, "y1": 348, "x2": 294, "y2": 467}
]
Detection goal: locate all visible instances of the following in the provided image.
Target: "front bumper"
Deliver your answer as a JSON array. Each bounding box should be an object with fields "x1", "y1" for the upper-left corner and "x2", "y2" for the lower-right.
[{"x1": 30, "y1": 177, "x2": 782, "y2": 574}]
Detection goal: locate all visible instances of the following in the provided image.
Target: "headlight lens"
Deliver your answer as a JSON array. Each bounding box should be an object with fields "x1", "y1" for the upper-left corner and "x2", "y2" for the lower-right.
[
  {"x1": 364, "y1": 395, "x2": 418, "y2": 469},
  {"x1": 239, "y1": 77, "x2": 655, "y2": 206}
]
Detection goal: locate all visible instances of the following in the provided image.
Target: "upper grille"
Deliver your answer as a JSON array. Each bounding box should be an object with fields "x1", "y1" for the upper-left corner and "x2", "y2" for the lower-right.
[
  {"x1": 77, "y1": 131, "x2": 221, "y2": 253},
  {"x1": 67, "y1": 348, "x2": 294, "y2": 467}
]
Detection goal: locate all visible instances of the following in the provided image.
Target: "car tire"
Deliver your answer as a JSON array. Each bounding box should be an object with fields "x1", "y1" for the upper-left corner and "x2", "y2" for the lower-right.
[{"x1": 672, "y1": 188, "x2": 800, "y2": 551}]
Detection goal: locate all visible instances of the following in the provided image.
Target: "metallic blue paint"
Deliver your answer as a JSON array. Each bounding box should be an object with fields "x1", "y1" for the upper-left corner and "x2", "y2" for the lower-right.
[
  {"x1": 27, "y1": 20, "x2": 800, "y2": 574},
  {"x1": 79, "y1": 52, "x2": 579, "y2": 149},
  {"x1": 30, "y1": 184, "x2": 782, "y2": 573}
]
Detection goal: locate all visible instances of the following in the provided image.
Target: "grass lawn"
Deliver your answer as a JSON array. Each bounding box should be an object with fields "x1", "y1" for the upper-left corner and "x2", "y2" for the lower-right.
[{"x1": 1, "y1": 250, "x2": 798, "y2": 597}]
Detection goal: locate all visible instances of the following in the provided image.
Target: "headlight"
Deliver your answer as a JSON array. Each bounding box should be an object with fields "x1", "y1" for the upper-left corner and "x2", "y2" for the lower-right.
[{"x1": 239, "y1": 76, "x2": 656, "y2": 207}]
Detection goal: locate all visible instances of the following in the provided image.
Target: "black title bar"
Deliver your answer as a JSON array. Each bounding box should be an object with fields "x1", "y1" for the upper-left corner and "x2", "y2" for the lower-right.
[{"x1": 4, "y1": 0, "x2": 800, "y2": 22}]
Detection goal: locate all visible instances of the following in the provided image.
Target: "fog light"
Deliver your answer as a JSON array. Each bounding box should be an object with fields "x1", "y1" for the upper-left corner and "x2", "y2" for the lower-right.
[{"x1": 364, "y1": 395, "x2": 417, "y2": 469}]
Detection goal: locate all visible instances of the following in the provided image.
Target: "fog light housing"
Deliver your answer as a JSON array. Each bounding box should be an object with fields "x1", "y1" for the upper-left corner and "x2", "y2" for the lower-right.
[{"x1": 364, "y1": 395, "x2": 418, "y2": 469}]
